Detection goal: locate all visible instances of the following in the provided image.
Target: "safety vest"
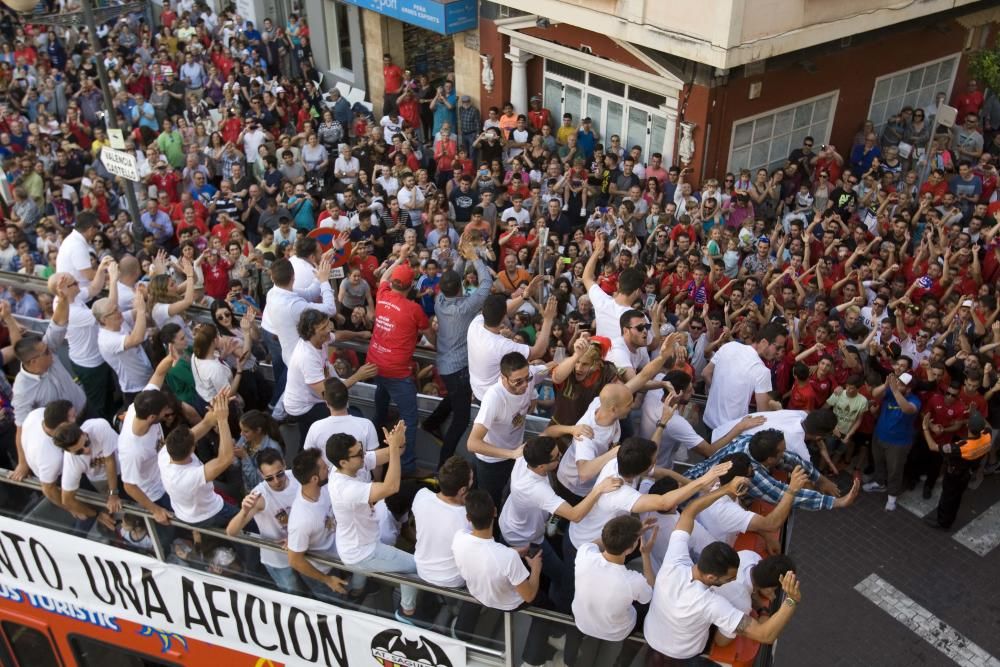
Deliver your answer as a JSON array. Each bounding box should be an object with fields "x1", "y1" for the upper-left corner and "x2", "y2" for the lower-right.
[{"x1": 958, "y1": 433, "x2": 992, "y2": 461}]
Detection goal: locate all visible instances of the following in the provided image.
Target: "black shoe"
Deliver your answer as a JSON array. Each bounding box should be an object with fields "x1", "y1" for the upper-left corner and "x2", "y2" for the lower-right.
[
  {"x1": 922, "y1": 485, "x2": 933, "y2": 499},
  {"x1": 923, "y1": 514, "x2": 948, "y2": 531}
]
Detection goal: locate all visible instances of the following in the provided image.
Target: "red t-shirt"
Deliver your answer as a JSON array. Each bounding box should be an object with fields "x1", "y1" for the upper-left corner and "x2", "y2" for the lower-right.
[
  {"x1": 926, "y1": 393, "x2": 968, "y2": 431},
  {"x1": 383, "y1": 64, "x2": 403, "y2": 94},
  {"x1": 201, "y1": 258, "x2": 231, "y2": 300},
  {"x1": 368, "y1": 282, "x2": 430, "y2": 378},
  {"x1": 788, "y1": 381, "x2": 819, "y2": 411},
  {"x1": 809, "y1": 373, "x2": 835, "y2": 405}
]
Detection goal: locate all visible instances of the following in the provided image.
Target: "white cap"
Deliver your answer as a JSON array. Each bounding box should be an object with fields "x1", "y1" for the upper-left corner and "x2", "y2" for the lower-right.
[
  {"x1": 899, "y1": 372, "x2": 913, "y2": 385},
  {"x1": 962, "y1": 299, "x2": 974, "y2": 308}
]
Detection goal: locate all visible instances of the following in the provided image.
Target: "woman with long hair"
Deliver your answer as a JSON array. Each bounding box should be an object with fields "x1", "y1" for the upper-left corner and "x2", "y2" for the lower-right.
[
  {"x1": 211, "y1": 302, "x2": 270, "y2": 411},
  {"x1": 146, "y1": 257, "x2": 197, "y2": 339},
  {"x1": 191, "y1": 323, "x2": 248, "y2": 407},
  {"x1": 154, "y1": 322, "x2": 200, "y2": 410},
  {"x1": 234, "y1": 410, "x2": 284, "y2": 491}
]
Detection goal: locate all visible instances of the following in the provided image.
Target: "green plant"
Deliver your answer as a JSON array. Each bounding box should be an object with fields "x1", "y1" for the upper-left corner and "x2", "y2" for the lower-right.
[{"x1": 968, "y1": 39, "x2": 1000, "y2": 92}]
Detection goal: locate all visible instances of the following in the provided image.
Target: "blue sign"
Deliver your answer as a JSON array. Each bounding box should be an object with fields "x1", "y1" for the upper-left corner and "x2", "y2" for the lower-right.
[{"x1": 339, "y1": 0, "x2": 478, "y2": 35}]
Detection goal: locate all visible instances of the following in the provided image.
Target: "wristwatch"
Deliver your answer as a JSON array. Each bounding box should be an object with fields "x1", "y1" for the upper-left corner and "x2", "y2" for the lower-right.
[{"x1": 655, "y1": 421, "x2": 668, "y2": 429}]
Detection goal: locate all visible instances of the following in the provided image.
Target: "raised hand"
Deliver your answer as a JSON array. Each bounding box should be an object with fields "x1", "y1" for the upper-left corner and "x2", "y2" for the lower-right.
[
  {"x1": 640, "y1": 523, "x2": 659, "y2": 555},
  {"x1": 699, "y1": 461, "x2": 733, "y2": 485},
  {"x1": 788, "y1": 465, "x2": 809, "y2": 492},
  {"x1": 382, "y1": 419, "x2": 406, "y2": 452},
  {"x1": 315, "y1": 256, "x2": 332, "y2": 283}
]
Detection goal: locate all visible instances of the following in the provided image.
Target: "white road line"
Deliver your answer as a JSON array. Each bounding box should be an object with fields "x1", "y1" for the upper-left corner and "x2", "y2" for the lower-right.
[
  {"x1": 952, "y1": 503, "x2": 1000, "y2": 557},
  {"x1": 897, "y1": 482, "x2": 942, "y2": 517},
  {"x1": 855, "y1": 574, "x2": 1000, "y2": 667}
]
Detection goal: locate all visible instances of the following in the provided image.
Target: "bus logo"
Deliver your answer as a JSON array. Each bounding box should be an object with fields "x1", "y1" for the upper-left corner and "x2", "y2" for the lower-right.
[{"x1": 369, "y1": 628, "x2": 453, "y2": 667}]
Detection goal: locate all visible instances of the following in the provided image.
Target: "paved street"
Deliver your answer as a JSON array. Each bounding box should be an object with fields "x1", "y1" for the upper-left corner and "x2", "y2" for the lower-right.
[{"x1": 775, "y1": 472, "x2": 1000, "y2": 667}]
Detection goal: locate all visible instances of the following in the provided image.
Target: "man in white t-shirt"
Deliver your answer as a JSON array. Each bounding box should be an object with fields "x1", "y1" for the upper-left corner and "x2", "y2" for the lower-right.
[
  {"x1": 641, "y1": 370, "x2": 766, "y2": 468},
  {"x1": 301, "y1": 378, "x2": 380, "y2": 481},
  {"x1": 55, "y1": 213, "x2": 100, "y2": 298},
  {"x1": 644, "y1": 477, "x2": 803, "y2": 662},
  {"x1": 226, "y1": 448, "x2": 305, "y2": 595},
  {"x1": 119, "y1": 355, "x2": 179, "y2": 527},
  {"x1": 159, "y1": 391, "x2": 236, "y2": 528},
  {"x1": 642, "y1": 476, "x2": 718, "y2": 572},
  {"x1": 286, "y1": 448, "x2": 348, "y2": 603},
  {"x1": 19, "y1": 400, "x2": 76, "y2": 509},
  {"x1": 606, "y1": 309, "x2": 653, "y2": 380},
  {"x1": 581, "y1": 232, "x2": 645, "y2": 343},
  {"x1": 564, "y1": 515, "x2": 656, "y2": 667},
  {"x1": 710, "y1": 408, "x2": 838, "y2": 461},
  {"x1": 702, "y1": 322, "x2": 787, "y2": 430},
  {"x1": 52, "y1": 418, "x2": 121, "y2": 534},
  {"x1": 93, "y1": 290, "x2": 153, "y2": 404},
  {"x1": 327, "y1": 422, "x2": 421, "y2": 624},
  {"x1": 468, "y1": 352, "x2": 547, "y2": 507},
  {"x1": 467, "y1": 294, "x2": 555, "y2": 400},
  {"x1": 716, "y1": 552, "x2": 797, "y2": 618},
  {"x1": 697, "y1": 453, "x2": 807, "y2": 552}
]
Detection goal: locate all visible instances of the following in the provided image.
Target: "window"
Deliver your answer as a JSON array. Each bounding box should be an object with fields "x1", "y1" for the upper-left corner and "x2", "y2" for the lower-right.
[
  {"x1": 70, "y1": 635, "x2": 179, "y2": 667},
  {"x1": 868, "y1": 55, "x2": 959, "y2": 131},
  {"x1": 729, "y1": 92, "x2": 837, "y2": 173},
  {"x1": 1, "y1": 621, "x2": 59, "y2": 667},
  {"x1": 334, "y1": 4, "x2": 352, "y2": 72}
]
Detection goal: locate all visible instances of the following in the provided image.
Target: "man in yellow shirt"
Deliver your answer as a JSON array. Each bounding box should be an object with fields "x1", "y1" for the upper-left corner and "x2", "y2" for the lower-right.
[{"x1": 556, "y1": 112, "x2": 576, "y2": 146}]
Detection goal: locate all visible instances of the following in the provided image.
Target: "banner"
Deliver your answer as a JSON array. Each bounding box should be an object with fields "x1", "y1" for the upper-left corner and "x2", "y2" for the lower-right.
[{"x1": 0, "y1": 516, "x2": 466, "y2": 667}]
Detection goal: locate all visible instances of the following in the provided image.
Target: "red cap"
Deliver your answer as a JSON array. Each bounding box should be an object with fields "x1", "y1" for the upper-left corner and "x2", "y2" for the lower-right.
[
  {"x1": 590, "y1": 336, "x2": 612, "y2": 359},
  {"x1": 391, "y1": 263, "x2": 415, "y2": 288}
]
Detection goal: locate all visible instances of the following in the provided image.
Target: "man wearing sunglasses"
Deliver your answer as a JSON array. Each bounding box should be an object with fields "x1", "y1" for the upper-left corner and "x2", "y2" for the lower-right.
[
  {"x1": 227, "y1": 448, "x2": 305, "y2": 595},
  {"x1": 53, "y1": 418, "x2": 121, "y2": 536}
]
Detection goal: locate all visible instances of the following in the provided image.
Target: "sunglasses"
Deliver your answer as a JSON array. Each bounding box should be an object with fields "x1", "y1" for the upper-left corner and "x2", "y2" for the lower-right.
[
  {"x1": 262, "y1": 470, "x2": 286, "y2": 483},
  {"x1": 630, "y1": 324, "x2": 650, "y2": 333}
]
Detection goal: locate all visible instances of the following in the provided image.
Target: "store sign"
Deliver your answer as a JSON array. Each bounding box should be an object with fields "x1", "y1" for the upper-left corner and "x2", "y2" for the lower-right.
[
  {"x1": 0, "y1": 517, "x2": 466, "y2": 667},
  {"x1": 340, "y1": 0, "x2": 477, "y2": 35}
]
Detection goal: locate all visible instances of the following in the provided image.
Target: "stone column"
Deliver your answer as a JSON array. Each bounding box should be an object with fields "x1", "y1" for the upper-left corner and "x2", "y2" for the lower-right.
[{"x1": 505, "y1": 46, "x2": 533, "y2": 115}]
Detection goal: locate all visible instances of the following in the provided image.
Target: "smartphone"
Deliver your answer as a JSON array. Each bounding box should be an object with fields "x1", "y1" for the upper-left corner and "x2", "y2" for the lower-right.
[
  {"x1": 526, "y1": 543, "x2": 541, "y2": 558},
  {"x1": 561, "y1": 257, "x2": 572, "y2": 264}
]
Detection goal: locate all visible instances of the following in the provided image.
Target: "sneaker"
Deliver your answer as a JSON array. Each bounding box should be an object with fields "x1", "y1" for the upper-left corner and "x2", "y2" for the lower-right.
[
  {"x1": 394, "y1": 607, "x2": 417, "y2": 626},
  {"x1": 561, "y1": 203, "x2": 569, "y2": 212},
  {"x1": 580, "y1": 207, "x2": 587, "y2": 216},
  {"x1": 884, "y1": 497, "x2": 897, "y2": 511},
  {"x1": 862, "y1": 481, "x2": 887, "y2": 493}
]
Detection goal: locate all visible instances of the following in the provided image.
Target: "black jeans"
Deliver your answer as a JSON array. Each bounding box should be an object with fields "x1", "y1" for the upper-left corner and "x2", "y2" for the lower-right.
[
  {"x1": 424, "y1": 367, "x2": 473, "y2": 467},
  {"x1": 475, "y1": 458, "x2": 515, "y2": 511}
]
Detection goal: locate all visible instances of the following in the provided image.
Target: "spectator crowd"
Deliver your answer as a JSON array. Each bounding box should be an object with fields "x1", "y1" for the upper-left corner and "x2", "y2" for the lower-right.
[{"x1": 0, "y1": 3, "x2": 998, "y2": 665}]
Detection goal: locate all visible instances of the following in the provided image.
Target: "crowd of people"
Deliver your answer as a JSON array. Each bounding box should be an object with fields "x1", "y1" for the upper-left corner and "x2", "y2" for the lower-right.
[{"x1": 0, "y1": 2, "x2": 999, "y2": 665}]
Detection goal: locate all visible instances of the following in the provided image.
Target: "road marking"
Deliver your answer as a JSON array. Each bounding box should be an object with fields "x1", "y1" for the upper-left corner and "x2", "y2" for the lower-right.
[
  {"x1": 855, "y1": 574, "x2": 1000, "y2": 667},
  {"x1": 952, "y1": 503, "x2": 1000, "y2": 557},
  {"x1": 897, "y1": 482, "x2": 941, "y2": 518}
]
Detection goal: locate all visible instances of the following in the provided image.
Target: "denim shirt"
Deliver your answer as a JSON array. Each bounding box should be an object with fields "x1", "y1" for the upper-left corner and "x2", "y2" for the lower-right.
[{"x1": 433, "y1": 259, "x2": 493, "y2": 375}]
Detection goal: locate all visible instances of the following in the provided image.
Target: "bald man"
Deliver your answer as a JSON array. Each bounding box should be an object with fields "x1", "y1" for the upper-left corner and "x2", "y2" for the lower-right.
[
  {"x1": 94, "y1": 290, "x2": 153, "y2": 406},
  {"x1": 116, "y1": 255, "x2": 141, "y2": 313},
  {"x1": 48, "y1": 270, "x2": 117, "y2": 421}
]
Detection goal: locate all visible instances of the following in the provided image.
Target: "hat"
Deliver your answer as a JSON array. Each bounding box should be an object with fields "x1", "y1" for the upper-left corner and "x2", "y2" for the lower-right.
[
  {"x1": 391, "y1": 263, "x2": 415, "y2": 288},
  {"x1": 590, "y1": 335, "x2": 612, "y2": 359},
  {"x1": 898, "y1": 372, "x2": 913, "y2": 386},
  {"x1": 460, "y1": 95, "x2": 471, "y2": 103},
  {"x1": 969, "y1": 411, "x2": 988, "y2": 435},
  {"x1": 962, "y1": 299, "x2": 974, "y2": 308},
  {"x1": 757, "y1": 235, "x2": 770, "y2": 245}
]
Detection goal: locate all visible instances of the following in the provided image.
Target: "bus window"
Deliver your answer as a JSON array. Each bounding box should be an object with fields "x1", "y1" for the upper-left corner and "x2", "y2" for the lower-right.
[
  {"x1": 0, "y1": 621, "x2": 59, "y2": 667},
  {"x1": 69, "y1": 635, "x2": 178, "y2": 667}
]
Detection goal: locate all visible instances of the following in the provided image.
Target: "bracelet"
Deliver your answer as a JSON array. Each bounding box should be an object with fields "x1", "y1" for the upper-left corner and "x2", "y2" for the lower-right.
[
  {"x1": 784, "y1": 598, "x2": 798, "y2": 607},
  {"x1": 109, "y1": 489, "x2": 118, "y2": 496},
  {"x1": 656, "y1": 421, "x2": 668, "y2": 429}
]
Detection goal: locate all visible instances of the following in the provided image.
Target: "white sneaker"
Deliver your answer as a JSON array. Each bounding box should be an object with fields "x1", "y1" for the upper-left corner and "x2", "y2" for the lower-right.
[
  {"x1": 561, "y1": 203, "x2": 569, "y2": 212},
  {"x1": 580, "y1": 207, "x2": 587, "y2": 216},
  {"x1": 547, "y1": 633, "x2": 566, "y2": 651},
  {"x1": 862, "y1": 481, "x2": 886, "y2": 493},
  {"x1": 885, "y1": 497, "x2": 897, "y2": 511}
]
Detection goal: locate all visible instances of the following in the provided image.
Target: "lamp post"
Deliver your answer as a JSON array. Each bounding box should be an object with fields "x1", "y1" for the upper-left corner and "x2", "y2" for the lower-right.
[{"x1": 2, "y1": 0, "x2": 145, "y2": 230}]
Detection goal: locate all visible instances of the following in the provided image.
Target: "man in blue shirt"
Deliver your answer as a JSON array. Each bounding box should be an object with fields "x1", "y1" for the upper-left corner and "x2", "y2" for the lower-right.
[
  {"x1": 140, "y1": 199, "x2": 174, "y2": 247},
  {"x1": 864, "y1": 369, "x2": 921, "y2": 512},
  {"x1": 577, "y1": 117, "x2": 599, "y2": 163}
]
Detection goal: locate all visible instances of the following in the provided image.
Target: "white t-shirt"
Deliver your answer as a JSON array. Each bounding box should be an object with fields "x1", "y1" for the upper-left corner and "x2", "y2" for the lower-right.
[
  {"x1": 467, "y1": 314, "x2": 530, "y2": 400},
  {"x1": 302, "y1": 414, "x2": 379, "y2": 482},
  {"x1": 643, "y1": 531, "x2": 745, "y2": 659},
  {"x1": 397, "y1": 185, "x2": 425, "y2": 211},
  {"x1": 97, "y1": 323, "x2": 153, "y2": 393},
  {"x1": 696, "y1": 493, "x2": 755, "y2": 547},
  {"x1": 286, "y1": 489, "x2": 338, "y2": 573},
  {"x1": 157, "y1": 448, "x2": 223, "y2": 524},
  {"x1": 328, "y1": 471, "x2": 378, "y2": 564},
  {"x1": 55, "y1": 229, "x2": 95, "y2": 296},
  {"x1": 716, "y1": 550, "x2": 761, "y2": 622},
  {"x1": 249, "y1": 473, "x2": 301, "y2": 568},
  {"x1": 452, "y1": 532, "x2": 528, "y2": 611},
  {"x1": 283, "y1": 338, "x2": 332, "y2": 417},
  {"x1": 61, "y1": 418, "x2": 118, "y2": 491},
  {"x1": 710, "y1": 409, "x2": 809, "y2": 460},
  {"x1": 118, "y1": 385, "x2": 166, "y2": 502},
  {"x1": 643, "y1": 511, "x2": 716, "y2": 573},
  {"x1": 412, "y1": 489, "x2": 469, "y2": 587},
  {"x1": 499, "y1": 457, "x2": 566, "y2": 547},
  {"x1": 473, "y1": 379, "x2": 534, "y2": 463},
  {"x1": 572, "y1": 542, "x2": 652, "y2": 641},
  {"x1": 499, "y1": 206, "x2": 530, "y2": 228},
  {"x1": 640, "y1": 385, "x2": 704, "y2": 469},
  {"x1": 704, "y1": 342, "x2": 771, "y2": 430},
  {"x1": 557, "y1": 398, "x2": 621, "y2": 497},
  {"x1": 151, "y1": 302, "x2": 189, "y2": 337},
  {"x1": 21, "y1": 407, "x2": 62, "y2": 485},
  {"x1": 190, "y1": 356, "x2": 233, "y2": 404},
  {"x1": 606, "y1": 337, "x2": 649, "y2": 374},
  {"x1": 569, "y1": 459, "x2": 642, "y2": 548},
  {"x1": 64, "y1": 300, "x2": 105, "y2": 368},
  {"x1": 588, "y1": 284, "x2": 631, "y2": 343}
]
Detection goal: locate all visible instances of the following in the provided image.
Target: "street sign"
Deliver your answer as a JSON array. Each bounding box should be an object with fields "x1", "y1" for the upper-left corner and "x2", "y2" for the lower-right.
[
  {"x1": 100, "y1": 147, "x2": 139, "y2": 182},
  {"x1": 108, "y1": 128, "x2": 125, "y2": 150},
  {"x1": 935, "y1": 104, "x2": 958, "y2": 128}
]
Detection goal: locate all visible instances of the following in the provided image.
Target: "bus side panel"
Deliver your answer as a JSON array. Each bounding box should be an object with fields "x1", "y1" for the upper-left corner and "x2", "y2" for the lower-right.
[{"x1": 0, "y1": 587, "x2": 284, "y2": 666}]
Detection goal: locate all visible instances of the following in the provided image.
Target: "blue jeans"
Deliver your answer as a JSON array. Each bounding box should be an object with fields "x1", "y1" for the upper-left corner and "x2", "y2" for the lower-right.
[
  {"x1": 190, "y1": 503, "x2": 239, "y2": 530},
  {"x1": 303, "y1": 569, "x2": 344, "y2": 605},
  {"x1": 263, "y1": 330, "x2": 286, "y2": 409},
  {"x1": 264, "y1": 564, "x2": 306, "y2": 596},
  {"x1": 374, "y1": 375, "x2": 419, "y2": 472},
  {"x1": 348, "y1": 542, "x2": 419, "y2": 612}
]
